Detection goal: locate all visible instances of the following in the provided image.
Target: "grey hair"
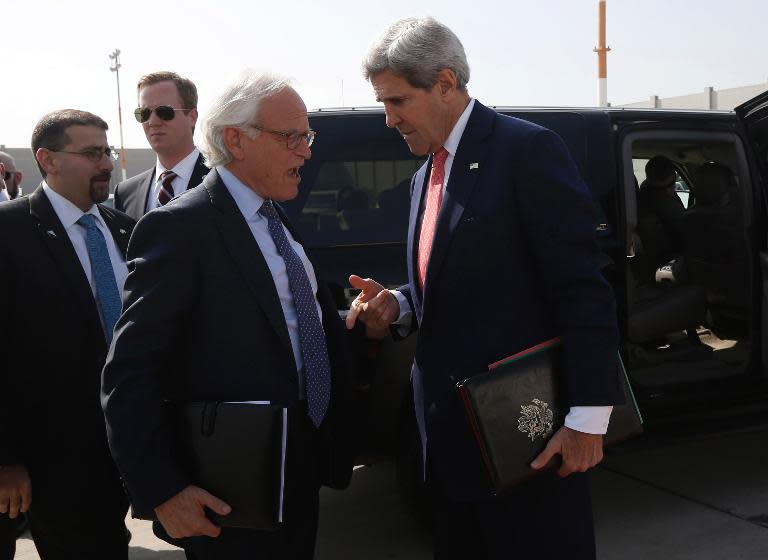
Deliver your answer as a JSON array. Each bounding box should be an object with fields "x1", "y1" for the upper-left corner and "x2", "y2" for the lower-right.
[
  {"x1": 362, "y1": 16, "x2": 470, "y2": 90},
  {"x1": 200, "y1": 69, "x2": 293, "y2": 168}
]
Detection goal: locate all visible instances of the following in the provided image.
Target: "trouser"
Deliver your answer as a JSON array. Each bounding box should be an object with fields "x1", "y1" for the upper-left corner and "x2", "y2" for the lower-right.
[
  {"x1": 430, "y1": 468, "x2": 596, "y2": 560},
  {"x1": 0, "y1": 514, "x2": 17, "y2": 560},
  {"x1": 26, "y1": 503, "x2": 129, "y2": 560}
]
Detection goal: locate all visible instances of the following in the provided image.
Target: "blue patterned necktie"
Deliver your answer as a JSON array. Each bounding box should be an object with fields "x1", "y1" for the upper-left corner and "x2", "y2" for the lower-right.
[
  {"x1": 77, "y1": 213, "x2": 122, "y2": 344},
  {"x1": 259, "y1": 200, "x2": 331, "y2": 427}
]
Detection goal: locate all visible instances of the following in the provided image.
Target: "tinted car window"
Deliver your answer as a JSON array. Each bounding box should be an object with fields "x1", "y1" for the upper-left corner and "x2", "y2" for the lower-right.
[{"x1": 283, "y1": 113, "x2": 426, "y2": 248}]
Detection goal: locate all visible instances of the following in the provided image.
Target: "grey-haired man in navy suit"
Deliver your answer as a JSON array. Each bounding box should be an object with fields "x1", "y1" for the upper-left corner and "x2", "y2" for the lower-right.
[{"x1": 347, "y1": 17, "x2": 624, "y2": 560}]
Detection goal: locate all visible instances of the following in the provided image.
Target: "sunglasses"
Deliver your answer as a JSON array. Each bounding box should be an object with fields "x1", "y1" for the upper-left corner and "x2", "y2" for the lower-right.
[{"x1": 134, "y1": 105, "x2": 189, "y2": 123}]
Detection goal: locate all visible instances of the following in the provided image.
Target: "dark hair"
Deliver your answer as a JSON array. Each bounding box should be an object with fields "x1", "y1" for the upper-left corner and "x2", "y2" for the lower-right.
[
  {"x1": 645, "y1": 156, "x2": 677, "y2": 184},
  {"x1": 30, "y1": 109, "x2": 109, "y2": 176},
  {"x1": 138, "y1": 71, "x2": 198, "y2": 110}
]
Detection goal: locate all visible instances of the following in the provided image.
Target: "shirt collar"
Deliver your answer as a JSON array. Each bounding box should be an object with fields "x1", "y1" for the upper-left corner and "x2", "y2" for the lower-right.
[
  {"x1": 42, "y1": 181, "x2": 102, "y2": 229},
  {"x1": 154, "y1": 147, "x2": 200, "y2": 183},
  {"x1": 216, "y1": 165, "x2": 265, "y2": 220},
  {"x1": 441, "y1": 98, "x2": 476, "y2": 158}
]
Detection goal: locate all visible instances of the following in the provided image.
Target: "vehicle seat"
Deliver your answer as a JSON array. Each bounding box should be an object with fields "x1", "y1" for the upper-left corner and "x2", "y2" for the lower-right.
[
  {"x1": 627, "y1": 273, "x2": 707, "y2": 344},
  {"x1": 682, "y1": 162, "x2": 750, "y2": 315}
]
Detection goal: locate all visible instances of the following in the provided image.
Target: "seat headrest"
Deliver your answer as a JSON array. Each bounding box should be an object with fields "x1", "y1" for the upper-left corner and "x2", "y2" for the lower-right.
[{"x1": 693, "y1": 162, "x2": 733, "y2": 206}]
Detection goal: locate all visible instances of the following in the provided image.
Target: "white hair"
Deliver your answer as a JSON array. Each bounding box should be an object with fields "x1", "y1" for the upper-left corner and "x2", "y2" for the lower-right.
[
  {"x1": 200, "y1": 69, "x2": 293, "y2": 168},
  {"x1": 362, "y1": 17, "x2": 470, "y2": 90}
]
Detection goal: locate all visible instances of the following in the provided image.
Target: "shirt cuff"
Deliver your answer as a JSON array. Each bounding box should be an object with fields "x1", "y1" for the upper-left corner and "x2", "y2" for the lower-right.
[
  {"x1": 391, "y1": 290, "x2": 412, "y2": 326},
  {"x1": 564, "y1": 406, "x2": 613, "y2": 435}
]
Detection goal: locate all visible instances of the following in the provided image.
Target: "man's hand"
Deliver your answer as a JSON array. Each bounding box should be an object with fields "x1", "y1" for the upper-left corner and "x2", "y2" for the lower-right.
[
  {"x1": 0, "y1": 464, "x2": 32, "y2": 519},
  {"x1": 154, "y1": 485, "x2": 231, "y2": 539},
  {"x1": 530, "y1": 426, "x2": 604, "y2": 477},
  {"x1": 345, "y1": 275, "x2": 399, "y2": 332}
]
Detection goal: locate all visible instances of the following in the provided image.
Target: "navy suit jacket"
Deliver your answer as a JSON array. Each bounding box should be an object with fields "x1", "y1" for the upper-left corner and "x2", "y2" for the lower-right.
[
  {"x1": 113, "y1": 153, "x2": 209, "y2": 221},
  {"x1": 102, "y1": 170, "x2": 355, "y2": 514},
  {"x1": 0, "y1": 187, "x2": 134, "y2": 515},
  {"x1": 401, "y1": 101, "x2": 623, "y2": 501}
]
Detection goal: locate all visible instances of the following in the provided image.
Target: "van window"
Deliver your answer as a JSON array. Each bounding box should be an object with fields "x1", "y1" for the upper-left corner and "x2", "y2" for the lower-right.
[{"x1": 283, "y1": 114, "x2": 425, "y2": 247}]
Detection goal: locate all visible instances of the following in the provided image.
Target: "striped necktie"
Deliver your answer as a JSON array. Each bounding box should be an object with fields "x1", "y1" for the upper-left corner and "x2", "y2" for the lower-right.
[{"x1": 158, "y1": 170, "x2": 177, "y2": 206}]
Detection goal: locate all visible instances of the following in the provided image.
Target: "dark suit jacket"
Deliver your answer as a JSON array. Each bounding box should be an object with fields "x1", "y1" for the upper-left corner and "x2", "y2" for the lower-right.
[
  {"x1": 400, "y1": 101, "x2": 623, "y2": 502},
  {"x1": 113, "y1": 152, "x2": 209, "y2": 220},
  {"x1": 102, "y1": 170, "x2": 354, "y2": 515},
  {"x1": 0, "y1": 187, "x2": 134, "y2": 517}
]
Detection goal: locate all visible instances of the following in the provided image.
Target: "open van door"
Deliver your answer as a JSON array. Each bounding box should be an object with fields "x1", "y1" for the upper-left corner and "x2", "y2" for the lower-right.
[{"x1": 735, "y1": 90, "x2": 768, "y2": 375}]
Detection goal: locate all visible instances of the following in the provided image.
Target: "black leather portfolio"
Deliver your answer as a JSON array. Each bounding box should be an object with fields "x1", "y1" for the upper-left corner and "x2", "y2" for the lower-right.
[
  {"x1": 457, "y1": 338, "x2": 642, "y2": 494},
  {"x1": 164, "y1": 401, "x2": 288, "y2": 530}
]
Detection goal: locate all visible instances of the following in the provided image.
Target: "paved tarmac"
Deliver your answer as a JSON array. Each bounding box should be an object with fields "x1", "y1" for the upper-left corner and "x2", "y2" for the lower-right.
[{"x1": 12, "y1": 428, "x2": 768, "y2": 559}]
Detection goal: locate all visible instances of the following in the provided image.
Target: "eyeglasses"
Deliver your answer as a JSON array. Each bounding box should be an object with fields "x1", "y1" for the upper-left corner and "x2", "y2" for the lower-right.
[
  {"x1": 134, "y1": 105, "x2": 188, "y2": 123},
  {"x1": 250, "y1": 125, "x2": 316, "y2": 149},
  {"x1": 51, "y1": 147, "x2": 118, "y2": 163}
]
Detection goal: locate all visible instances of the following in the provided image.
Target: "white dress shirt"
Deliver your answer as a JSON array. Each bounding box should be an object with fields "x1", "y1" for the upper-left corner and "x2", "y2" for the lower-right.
[
  {"x1": 42, "y1": 183, "x2": 129, "y2": 297},
  {"x1": 217, "y1": 166, "x2": 322, "y2": 397},
  {"x1": 390, "y1": 98, "x2": 612, "y2": 435},
  {"x1": 0, "y1": 188, "x2": 9, "y2": 202},
  {"x1": 146, "y1": 148, "x2": 201, "y2": 212}
]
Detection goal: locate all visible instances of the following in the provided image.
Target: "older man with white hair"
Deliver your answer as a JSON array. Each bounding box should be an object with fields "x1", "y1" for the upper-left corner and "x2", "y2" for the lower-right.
[{"x1": 102, "y1": 70, "x2": 354, "y2": 560}]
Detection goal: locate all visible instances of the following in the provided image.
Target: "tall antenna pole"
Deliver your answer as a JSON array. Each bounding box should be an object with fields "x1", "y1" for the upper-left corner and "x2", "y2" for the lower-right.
[
  {"x1": 594, "y1": 0, "x2": 611, "y2": 107},
  {"x1": 109, "y1": 49, "x2": 128, "y2": 182}
]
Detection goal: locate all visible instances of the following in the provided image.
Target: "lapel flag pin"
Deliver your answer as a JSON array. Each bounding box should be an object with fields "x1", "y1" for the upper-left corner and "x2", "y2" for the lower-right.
[
  {"x1": 469, "y1": 162, "x2": 479, "y2": 170},
  {"x1": 119, "y1": 229, "x2": 127, "y2": 235},
  {"x1": 46, "y1": 230, "x2": 57, "y2": 239}
]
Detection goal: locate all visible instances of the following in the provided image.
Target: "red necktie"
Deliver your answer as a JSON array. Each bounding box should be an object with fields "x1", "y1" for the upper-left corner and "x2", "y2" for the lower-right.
[
  {"x1": 417, "y1": 148, "x2": 449, "y2": 289},
  {"x1": 157, "y1": 170, "x2": 177, "y2": 206}
]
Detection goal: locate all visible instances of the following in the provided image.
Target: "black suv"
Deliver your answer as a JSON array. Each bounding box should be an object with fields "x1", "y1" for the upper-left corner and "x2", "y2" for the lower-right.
[{"x1": 281, "y1": 92, "x2": 768, "y2": 468}]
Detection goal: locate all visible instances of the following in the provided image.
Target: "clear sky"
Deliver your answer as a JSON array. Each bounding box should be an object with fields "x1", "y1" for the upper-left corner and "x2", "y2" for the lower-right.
[{"x1": 2, "y1": 0, "x2": 766, "y2": 149}]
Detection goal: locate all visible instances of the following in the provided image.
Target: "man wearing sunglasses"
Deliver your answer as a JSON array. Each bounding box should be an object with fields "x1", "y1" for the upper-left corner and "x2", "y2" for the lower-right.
[
  {"x1": 114, "y1": 71, "x2": 209, "y2": 220},
  {"x1": 0, "y1": 109, "x2": 135, "y2": 559},
  {"x1": 0, "y1": 152, "x2": 23, "y2": 201}
]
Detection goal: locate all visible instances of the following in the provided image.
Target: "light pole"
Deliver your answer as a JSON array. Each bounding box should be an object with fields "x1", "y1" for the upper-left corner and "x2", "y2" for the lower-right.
[
  {"x1": 594, "y1": 0, "x2": 611, "y2": 107},
  {"x1": 109, "y1": 49, "x2": 128, "y2": 182}
]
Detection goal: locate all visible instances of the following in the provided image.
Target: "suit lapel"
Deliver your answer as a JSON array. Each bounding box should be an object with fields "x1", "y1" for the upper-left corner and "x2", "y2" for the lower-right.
[
  {"x1": 408, "y1": 162, "x2": 430, "y2": 308},
  {"x1": 137, "y1": 168, "x2": 155, "y2": 216},
  {"x1": 98, "y1": 207, "x2": 132, "y2": 257},
  {"x1": 205, "y1": 171, "x2": 294, "y2": 360},
  {"x1": 187, "y1": 154, "x2": 210, "y2": 191},
  {"x1": 422, "y1": 102, "x2": 495, "y2": 304},
  {"x1": 28, "y1": 187, "x2": 102, "y2": 333}
]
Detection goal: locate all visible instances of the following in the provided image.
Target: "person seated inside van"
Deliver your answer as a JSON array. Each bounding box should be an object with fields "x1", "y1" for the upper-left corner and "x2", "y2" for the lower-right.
[{"x1": 637, "y1": 156, "x2": 686, "y2": 272}]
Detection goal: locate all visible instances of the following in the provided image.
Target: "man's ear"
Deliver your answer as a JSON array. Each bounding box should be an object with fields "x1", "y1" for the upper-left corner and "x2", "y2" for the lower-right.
[
  {"x1": 35, "y1": 148, "x2": 58, "y2": 176},
  {"x1": 435, "y1": 68, "x2": 458, "y2": 98},
  {"x1": 188, "y1": 108, "x2": 199, "y2": 131},
  {"x1": 223, "y1": 127, "x2": 245, "y2": 161}
]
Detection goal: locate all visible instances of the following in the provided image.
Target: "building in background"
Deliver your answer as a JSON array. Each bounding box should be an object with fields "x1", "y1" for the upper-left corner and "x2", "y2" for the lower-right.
[{"x1": 618, "y1": 80, "x2": 768, "y2": 110}]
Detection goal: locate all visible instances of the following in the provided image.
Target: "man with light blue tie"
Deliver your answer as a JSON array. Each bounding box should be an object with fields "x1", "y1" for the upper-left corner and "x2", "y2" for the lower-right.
[
  {"x1": 102, "y1": 70, "x2": 354, "y2": 560},
  {"x1": 0, "y1": 109, "x2": 135, "y2": 559}
]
